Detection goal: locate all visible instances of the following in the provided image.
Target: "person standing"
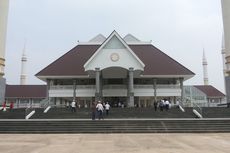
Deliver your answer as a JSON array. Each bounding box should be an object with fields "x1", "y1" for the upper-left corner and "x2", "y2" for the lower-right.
[
  {"x1": 2, "y1": 102, "x2": 6, "y2": 112},
  {"x1": 165, "y1": 99, "x2": 170, "y2": 111},
  {"x1": 71, "y1": 100, "x2": 76, "y2": 112},
  {"x1": 105, "y1": 102, "x2": 110, "y2": 116},
  {"x1": 96, "y1": 101, "x2": 104, "y2": 120},
  {"x1": 9, "y1": 102, "x2": 14, "y2": 111},
  {"x1": 154, "y1": 101, "x2": 158, "y2": 111},
  {"x1": 91, "y1": 101, "x2": 97, "y2": 120},
  {"x1": 159, "y1": 100, "x2": 164, "y2": 111}
]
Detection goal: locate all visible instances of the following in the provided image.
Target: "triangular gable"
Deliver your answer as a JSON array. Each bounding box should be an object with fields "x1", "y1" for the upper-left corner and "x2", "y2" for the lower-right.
[
  {"x1": 89, "y1": 34, "x2": 106, "y2": 43},
  {"x1": 84, "y1": 31, "x2": 145, "y2": 71},
  {"x1": 123, "y1": 34, "x2": 140, "y2": 42}
]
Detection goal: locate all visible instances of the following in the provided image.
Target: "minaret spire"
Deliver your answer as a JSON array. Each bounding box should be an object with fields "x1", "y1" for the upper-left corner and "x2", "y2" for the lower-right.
[
  {"x1": 221, "y1": 33, "x2": 227, "y2": 77},
  {"x1": 20, "y1": 41, "x2": 27, "y2": 85},
  {"x1": 202, "y1": 49, "x2": 209, "y2": 85}
]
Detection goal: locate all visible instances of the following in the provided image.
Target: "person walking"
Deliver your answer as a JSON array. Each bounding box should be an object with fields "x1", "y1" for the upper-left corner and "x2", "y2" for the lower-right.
[
  {"x1": 71, "y1": 100, "x2": 76, "y2": 112},
  {"x1": 96, "y1": 101, "x2": 104, "y2": 120},
  {"x1": 105, "y1": 102, "x2": 110, "y2": 116}
]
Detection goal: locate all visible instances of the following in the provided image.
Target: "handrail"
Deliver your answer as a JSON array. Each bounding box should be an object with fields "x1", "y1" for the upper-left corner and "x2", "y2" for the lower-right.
[
  {"x1": 49, "y1": 84, "x2": 181, "y2": 90},
  {"x1": 40, "y1": 98, "x2": 50, "y2": 108},
  {"x1": 193, "y1": 103, "x2": 202, "y2": 116},
  {"x1": 25, "y1": 106, "x2": 35, "y2": 119}
]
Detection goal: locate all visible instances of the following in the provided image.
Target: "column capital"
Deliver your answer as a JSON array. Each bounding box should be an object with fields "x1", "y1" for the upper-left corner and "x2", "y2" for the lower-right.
[
  {"x1": 129, "y1": 67, "x2": 134, "y2": 71},
  {"x1": 95, "y1": 68, "x2": 100, "y2": 71}
]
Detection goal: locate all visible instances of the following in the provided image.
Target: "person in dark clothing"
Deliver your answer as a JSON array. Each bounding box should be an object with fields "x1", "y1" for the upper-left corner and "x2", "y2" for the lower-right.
[
  {"x1": 154, "y1": 101, "x2": 158, "y2": 111},
  {"x1": 91, "y1": 101, "x2": 97, "y2": 120},
  {"x1": 159, "y1": 100, "x2": 164, "y2": 111}
]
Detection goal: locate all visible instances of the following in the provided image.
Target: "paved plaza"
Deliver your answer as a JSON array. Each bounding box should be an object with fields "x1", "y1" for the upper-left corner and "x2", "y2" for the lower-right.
[{"x1": 0, "y1": 133, "x2": 230, "y2": 153}]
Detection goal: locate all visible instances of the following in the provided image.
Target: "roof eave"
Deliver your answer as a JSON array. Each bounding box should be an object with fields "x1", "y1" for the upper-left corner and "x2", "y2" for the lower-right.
[
  {"x1": 140, "y1": 74, "x2": 195, "y2": 81},
  {"x1": 36, "y1": 75, "x2": 90, "y2": 81}
]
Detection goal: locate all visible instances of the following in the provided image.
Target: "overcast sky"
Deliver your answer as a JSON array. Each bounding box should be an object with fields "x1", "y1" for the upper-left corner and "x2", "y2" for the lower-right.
[{"x1": 5, "y1": 0, "x2": 225, "y2": 92}]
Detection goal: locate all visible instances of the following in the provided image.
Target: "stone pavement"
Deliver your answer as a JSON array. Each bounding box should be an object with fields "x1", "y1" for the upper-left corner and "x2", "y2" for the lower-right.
[{"x1": 0, "y1": 133, "x2": 230, "y2": 153}]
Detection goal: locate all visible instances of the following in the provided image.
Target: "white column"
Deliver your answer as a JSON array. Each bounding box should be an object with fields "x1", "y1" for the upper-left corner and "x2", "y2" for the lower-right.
[
  {"x1": 95, "y1": 68, "x2": 101, "y2": 101},
  {"x1": 47, "y1": 79, "x2": 51, "y2": 101},
  {"x1": 73, "y1": 80, "x2": 76, "y2": 101},
  {"x1": 128, "y1": 68, "x2": 134, "y2": 107},
  {"x1": 179, "y1": 78, "x2": 184, "y2": 106},
  {"x1": 0, "y1": 0, "x2": 9, "y2": 77},
  {"x1": 153, "y1": 78, "x2": 157, "y2": 103}
]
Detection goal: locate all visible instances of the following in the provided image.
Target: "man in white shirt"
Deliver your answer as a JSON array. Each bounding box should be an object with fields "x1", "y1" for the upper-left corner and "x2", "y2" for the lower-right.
[
  {"x1": 71, "y1": 100, "x2": 76, "y2": 112},
  {"x1": 165, "y1": 100, "x2": 170, "y2": 110},
  {"x1": 105, "y1": 102, "x2": 110, "y2": 116},
  {"x1": 96, "y1": 101, "x2": 104, "y2": 119}
]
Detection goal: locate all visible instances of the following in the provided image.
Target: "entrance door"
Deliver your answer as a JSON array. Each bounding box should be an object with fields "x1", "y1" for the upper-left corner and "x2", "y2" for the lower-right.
[{"x1": 103, "y1": 97, "x2": 126, "y2": 107}]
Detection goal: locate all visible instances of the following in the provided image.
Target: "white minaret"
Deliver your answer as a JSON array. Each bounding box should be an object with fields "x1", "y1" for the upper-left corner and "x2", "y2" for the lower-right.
[
  {"x1": 222, "y1": 0, "x2": 230, "y2": 102},
  {"x1": 221, "y1": 33, "x2": 227, "y2": 77},
  {"x1": 20, "y1": 42, "x2": 27, "y2": 85},
  {"x1": 202, "y1": 49, "x2": 209, "y2": 85},
  {"x1": 222, "y1": 0, "x2": 230, "y2": 75},
  {"x1": 0, "y1": 0, "x2": 9, "y2": 77}
]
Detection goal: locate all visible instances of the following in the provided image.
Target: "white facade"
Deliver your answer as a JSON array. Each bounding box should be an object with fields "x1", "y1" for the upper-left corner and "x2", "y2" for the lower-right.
[
  {"x1": 84, "y1": 31, "x2": 145, "y2": 72},
  {"x1": 37, "y1": 31, "x2": 194, "y2": 107}
]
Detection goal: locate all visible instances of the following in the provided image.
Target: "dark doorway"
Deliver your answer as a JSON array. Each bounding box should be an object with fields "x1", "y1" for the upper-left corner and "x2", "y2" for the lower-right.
[{"x1": 103, "y1": 97, "x2": 126, "y2": 107}]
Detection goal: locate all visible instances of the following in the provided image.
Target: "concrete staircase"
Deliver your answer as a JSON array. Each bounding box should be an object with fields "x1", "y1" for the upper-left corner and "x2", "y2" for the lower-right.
[
  {"x1": 0, "y1": 119, "x2": 230, "y2": 133},
  {"x1": 31, "y1": 107, "x2": 195, "y2": 119},
  {"x1": 0, "y1": 109, "x2": 25, "y2": 119},
  {"x1": 201, "y1": 107, "x2": 230, "y2": 118}
]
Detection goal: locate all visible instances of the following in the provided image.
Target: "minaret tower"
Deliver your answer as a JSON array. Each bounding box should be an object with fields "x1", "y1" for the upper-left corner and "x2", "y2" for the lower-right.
[
  {"x1": 20, "y1": 42, "x2": 27, "y2": 85},
  {"x1": 221, "y1": 34, "x2": 227, "y2": 77},
  {"x1": 0, "y1": 0, "x2": 9, "y2": 77},
  {"x1": 0, "y1": 0, "x2": 9, "y2": 104},
  {"x1": 202, "y1": 49, "x2": 209, "y2": 85},
  {"x1": 221, "y1": 0, "x2": 230, "y2": 102}
]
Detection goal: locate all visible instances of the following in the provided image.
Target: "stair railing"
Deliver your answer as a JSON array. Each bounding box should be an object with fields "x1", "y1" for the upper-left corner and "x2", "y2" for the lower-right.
[
  {"x1": 193, "y1": 103, "x2": 202, "y2": 117},
  {"x1": 40, "y1": 98, "x2": 49, "y2": 108},
  {"x1": 25, "y1": 106, "x2": 35, "y2": 119}
]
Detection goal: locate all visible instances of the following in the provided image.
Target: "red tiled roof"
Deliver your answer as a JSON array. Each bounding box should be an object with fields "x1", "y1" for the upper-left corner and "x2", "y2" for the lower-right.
[
  {"x1": 194, "y1": 85, "x2": 225, "y2": 97},
  {"x1": 36, "y1": 44, "x2": 194, "y2": 77},
  {"x1": 5, "y1": 85, "x2": 47, "y2": 98},
  {"x1": 130, "y1": 45, "x2": 194, "y2": 75},
  {"x1": 36, "y1": 45, "x2": 100, "y2": 76}
]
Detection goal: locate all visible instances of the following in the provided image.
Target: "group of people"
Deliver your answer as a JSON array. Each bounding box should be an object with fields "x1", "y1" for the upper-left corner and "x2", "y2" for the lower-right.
[
  {"x1": 1, "y1": 102, "x2": 14, "y2": 111},
  {"x1": 91, "y1": 101, "x2": 110, "y2": 120},
  {"x1": 67, "y1": 100, "x2": 111, "y2": 120},
  {"x1": 154, "y1": 99, "x2": 171, "y2": 111}
]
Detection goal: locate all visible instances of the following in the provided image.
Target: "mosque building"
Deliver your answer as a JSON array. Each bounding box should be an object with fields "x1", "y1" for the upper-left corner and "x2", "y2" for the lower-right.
[
  {"x1": 3, "y1": 31, "x2": 227, "y2": 108},
  {"x1": 33, "y1": 31, "x2": 195, "y2": 108},
  {"x1": 1, "y1": 0, "x2": 228, "y2": 108}
]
